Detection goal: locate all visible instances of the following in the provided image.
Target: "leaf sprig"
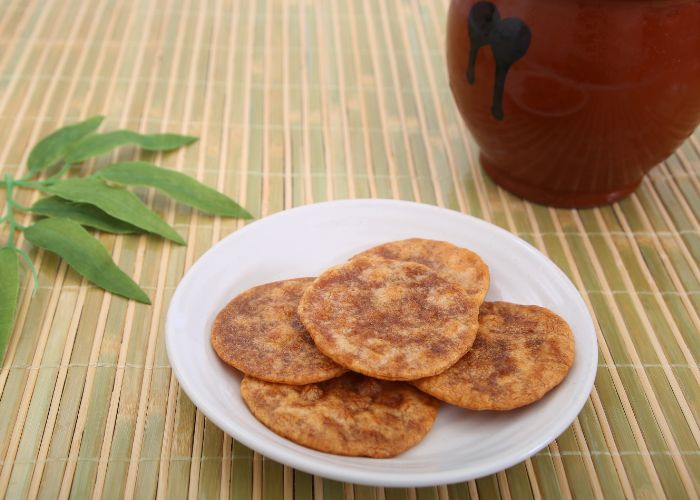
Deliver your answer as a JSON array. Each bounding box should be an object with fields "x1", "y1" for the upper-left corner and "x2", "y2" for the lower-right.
[{"x1": 0, "y1": 116, "x2": 252, "y2": 362}]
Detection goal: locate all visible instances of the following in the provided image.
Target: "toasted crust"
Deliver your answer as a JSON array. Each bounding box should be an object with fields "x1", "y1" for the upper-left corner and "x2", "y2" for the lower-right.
[
  {"x1": 211, "y1": 278, "x2": 346, "y2": 385},
  {"x1": 353, "y1": 238, "x2": 490, "y2": 302},
  {"x1": 240, "y1": 373, "x2": 440, "y2": 457},
  {"x1": 298, "y1": 257, "x2": 480, "y2": 381},
  {"x1": 412, "y1": 301, "x2": 575, "y2": 410}
]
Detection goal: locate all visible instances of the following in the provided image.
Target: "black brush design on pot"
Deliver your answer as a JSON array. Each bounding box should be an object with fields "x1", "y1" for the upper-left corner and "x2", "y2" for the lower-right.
[{"x1": 467, "y1": 2, "x2": 531, "y2": 120}]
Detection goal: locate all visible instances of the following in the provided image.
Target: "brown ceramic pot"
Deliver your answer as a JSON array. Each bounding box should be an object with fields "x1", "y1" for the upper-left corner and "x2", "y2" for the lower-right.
[{"x1": 447, "y1": 0, "x2": 700, "y2": 207}]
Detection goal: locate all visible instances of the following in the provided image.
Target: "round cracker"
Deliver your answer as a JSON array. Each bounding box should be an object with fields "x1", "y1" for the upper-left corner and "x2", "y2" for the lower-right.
[
  {"x1": 240, "y1": 373, "x2": 440, "y2": 458},
  {"x1": 298, "y1": 257, "x2": 480, "y2": 381},
  {"x1": 211, "y1": 278, "x2": 346, "y2": 385},
  {"x1": 412, "y1": 301, "x2": 575, "y2": 410},
  {"x1": 353, "y1": 238, "x2": 489, "y2": 301}
]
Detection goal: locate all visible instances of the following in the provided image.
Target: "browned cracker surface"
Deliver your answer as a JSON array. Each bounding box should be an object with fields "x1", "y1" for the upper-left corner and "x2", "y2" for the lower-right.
[
  {"x1": 353, "y1": 238, "x2": 490, "y2": 301},
  {"x1": 412, "y1": 301, "x2": 575, "y2": 410},
  {"x1": 211, "y1": 278, "x2": 346, "y2": 385},
  {"x1": 298, "y1": 257, "x2": 480, "y2": 381},
  {"x1": 240, "y1": 373, "x2": 440, "y2": 457}
]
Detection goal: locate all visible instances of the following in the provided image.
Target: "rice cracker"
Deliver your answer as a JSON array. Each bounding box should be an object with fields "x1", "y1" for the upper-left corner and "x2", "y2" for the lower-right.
[
  {"x1": 298, "y1": 257, "x2": 480, "y2": 380},
  {"x1": 240, "y1": 373, "x2": 440, "y2": 457},
  {"x1": 211, "y1": 278, "x2": 346, "y2": 385},
  {"x1": 354, "y1": 238, "x2": 489, "y2": 301},
  {"x1": 412, "y1": 301, "x2": 575, "y2": 410}
]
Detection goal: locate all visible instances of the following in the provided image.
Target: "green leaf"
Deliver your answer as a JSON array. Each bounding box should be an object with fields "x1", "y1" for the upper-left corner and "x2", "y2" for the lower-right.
[
  {"x1": 24, "y1": 218, "x2": 150, "y2": 304},
  {"x1": 27, "y1": 116, "x2": 105, "y2": 172},
  {"x1": 64, "y1": 130, "x2": 198, "y2": 164},
  {"x1": 31, "y1": 196, "x2": 143, "y2": 234},
  {"x1": 46, "y1": 178, "x2": 185, "y2": 244},
  {"x1": 0, "y1": 248, "x2": 20, "y2": 362},
  {"x1": 95, "y1": 162, "x2": 252, "y2": 218}
]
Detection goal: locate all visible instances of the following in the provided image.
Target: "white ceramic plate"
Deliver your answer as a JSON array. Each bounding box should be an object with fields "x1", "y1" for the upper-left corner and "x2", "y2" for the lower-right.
[{"x1": 166, "y1": 199, "x2": 598, "y2": 487}]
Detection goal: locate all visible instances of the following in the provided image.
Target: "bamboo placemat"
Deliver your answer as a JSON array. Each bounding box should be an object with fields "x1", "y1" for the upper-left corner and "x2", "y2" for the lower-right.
[{"x1": 0, "y1": 0, "x2": 699, "y2": 498}]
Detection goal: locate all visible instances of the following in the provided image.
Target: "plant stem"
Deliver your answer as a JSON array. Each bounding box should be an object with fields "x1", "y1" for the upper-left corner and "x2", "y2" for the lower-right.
[
  {"x1": 11, "y1": 200, "x2": 30, "y2": 212},
  {"x1": 3, "y1": 174, "x2": 18, "y2": 248},
  {"x1": 14, "y1": 180, "x2": 46, "y2": 190},
  {"x1": 17, "y1": 162, "x2": 70, "y2": 187},
  {"x1": 3, "y1": 174, "x2": 39, "y2": 294},
  {"x1": 43, "y1": 163, "x2": 71, "y2": 185},
  {"x1": 19, "y1": 170, "x2": 36, "y2": 182}
]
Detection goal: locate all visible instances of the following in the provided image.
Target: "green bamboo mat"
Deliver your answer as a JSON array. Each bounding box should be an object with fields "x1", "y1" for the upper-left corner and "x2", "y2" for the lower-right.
[{"x1": 0, "y1": 0, "x2": 699, "y2": 498}]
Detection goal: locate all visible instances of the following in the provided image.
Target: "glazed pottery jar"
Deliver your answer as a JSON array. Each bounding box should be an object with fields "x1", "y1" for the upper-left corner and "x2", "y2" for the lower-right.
[{"x1": 447, "y1": 0, "x2": 700, "y2": 207}]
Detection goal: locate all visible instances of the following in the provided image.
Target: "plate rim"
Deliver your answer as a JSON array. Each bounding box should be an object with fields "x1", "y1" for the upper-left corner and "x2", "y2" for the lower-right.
[{"x1": 165, "y1": 198, "x2": 598, "y2": 487}]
